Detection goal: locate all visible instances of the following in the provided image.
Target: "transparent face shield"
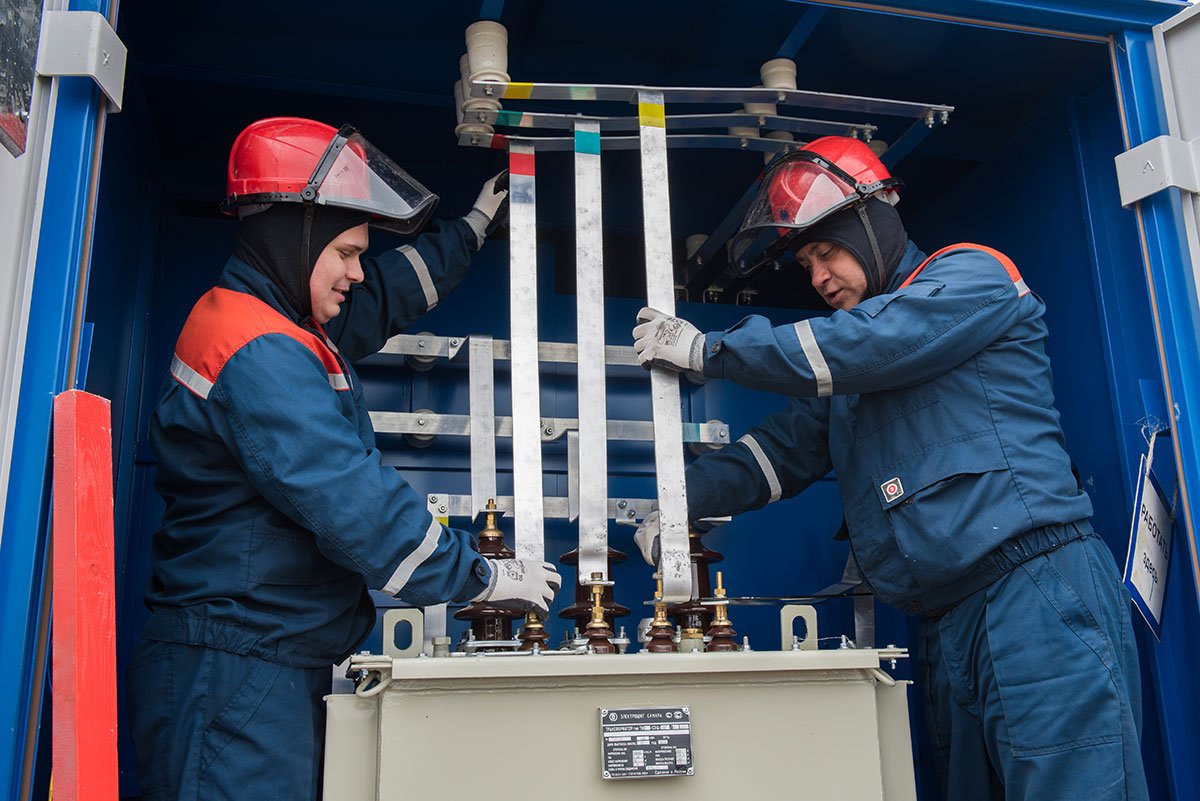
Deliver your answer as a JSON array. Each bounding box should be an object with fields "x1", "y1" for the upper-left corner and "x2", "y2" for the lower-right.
[
  {"x1": 307, "y1": 127, "x2": 439, "y2": 235},
  {"x1": 728, "y1": 154, "x2": 891, "y2": 276}
]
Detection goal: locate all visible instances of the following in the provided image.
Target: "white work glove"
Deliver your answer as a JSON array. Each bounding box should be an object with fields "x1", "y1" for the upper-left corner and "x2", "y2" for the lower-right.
[
  {"x1": 632, "y1": 307, "x2": 704, "y2": 374},
  {"x1": 472, "y1": 557, "x2": 561, "y2": 614},
  {"x1": 463, "y1": 170, "x2": 510, "y2": 246},
  {"x1": 633, "y1": 511, "x2": 661, "y2": 567}
]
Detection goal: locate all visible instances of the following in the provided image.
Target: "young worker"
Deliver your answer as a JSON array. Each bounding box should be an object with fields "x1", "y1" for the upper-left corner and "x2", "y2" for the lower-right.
[{"x1": 128, "y1": 117, "x2": 560, "y2": 800}]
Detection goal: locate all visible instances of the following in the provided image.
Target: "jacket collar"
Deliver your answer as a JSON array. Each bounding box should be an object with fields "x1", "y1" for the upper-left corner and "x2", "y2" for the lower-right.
[
  {"x1": 218, "y1": 256, "x2": 307, "y2": 325},
  {"x1": 882, "y1": 241, "x2": 929, "y2": 295}
]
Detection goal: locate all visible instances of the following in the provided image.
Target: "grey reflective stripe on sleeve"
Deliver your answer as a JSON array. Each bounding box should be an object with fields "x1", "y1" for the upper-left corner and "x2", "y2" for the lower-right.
[
  {"x1": 738, "y1": 434, "x2": 782, "y2": 503},
  {"x1": 793, "y1": 319, "x2": 833, "y2": 397},
  {"x1": 170, "y1": 354, "x2": 213, "y2": 399},
  {"x1": 398, "y1": 245, "x2": 439, "y2": 311},
  {"x1": 1014, "y1": 278, "x2": 1030, "y2": 297},
  {"x1": 383, "y1": 517, "x2": 443, "y2": 596},
  {"x1": 328, "y1": 373, "x2": 349, "y2": 391}
]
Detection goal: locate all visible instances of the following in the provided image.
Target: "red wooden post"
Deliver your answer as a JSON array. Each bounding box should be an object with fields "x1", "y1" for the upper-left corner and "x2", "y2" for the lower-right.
[{"x1": 52, "y1": 390, "x2": 117, "y2": 801}]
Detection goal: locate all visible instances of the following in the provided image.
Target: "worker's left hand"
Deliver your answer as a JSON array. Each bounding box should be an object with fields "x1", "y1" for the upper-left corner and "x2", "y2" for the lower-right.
[
  {"x1": 464, "y1": 170, "x2": 510, "y2": 245},
  {"x1": 632, "y1": 307, "x2": 704, "y2": 374}
]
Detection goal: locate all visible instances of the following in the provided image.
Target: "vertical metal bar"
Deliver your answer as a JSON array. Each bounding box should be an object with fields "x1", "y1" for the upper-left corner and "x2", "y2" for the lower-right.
[
  {"x1": 574, "y1": 119, "x2": 609, "y2": 583},
  {"x1": 507, "y1": 139, "x2": 545, "y2": 561},
  {"x1": 853, "y1": 595, "x2": 876, "y2": 649},
  {"x1": 422, "y1": 604, "x2": 447, "y2": 656},
  {"x1": 637, "y1": 90, "x2": 691, "y2": 603},
  {"x1": 468, "y1": 335, "x2": 497, "y2": 520},
  {"x1": 567, "y1": 430, "x2": 580, "y2": 524}
]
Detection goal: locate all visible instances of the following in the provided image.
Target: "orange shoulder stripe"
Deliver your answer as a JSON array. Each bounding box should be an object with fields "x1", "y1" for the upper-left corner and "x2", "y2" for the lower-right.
[
  {"x1": 898, "y1": 242, "x2": 1030, "y2": 297},
  {"x1": 170, "y1": 288, "x2": 348, "y2": 399}
]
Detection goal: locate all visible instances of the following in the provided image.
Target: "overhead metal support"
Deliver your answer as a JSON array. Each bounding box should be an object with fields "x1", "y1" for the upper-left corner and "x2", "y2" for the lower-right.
[
  {"x1": 638, "y1": 90, "x2": 691, "y2": 604},
  {"x1": 469, "y1": 108, "x2": 873, "y2": 138},
  {"x1": 35, "y1": 10, "x2": 128, "y2": 111},
  {"x1": 458, "y1": 131, "x2": 811, "y2": 153},
  {"x1": 573, "y1": 119, "x2": 610, "y2": 583},
  {"x1": 775, "y1": 6, "x2": 827, "y2": 58},
  {"x1": 471, "y1": 79, "x2": 953, "y2": 120},
  {"x1": 507, "y1": 139, "x2": 545, "y2": 562}
]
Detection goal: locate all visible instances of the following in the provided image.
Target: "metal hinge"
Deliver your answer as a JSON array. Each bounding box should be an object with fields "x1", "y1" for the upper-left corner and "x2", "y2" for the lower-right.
[
  {"x1": 1115, "y1": 135, "x2": 1200, "y2": 207},
  {"x1": 35, "y1": 10, "x2": 127, "y2": 112}
]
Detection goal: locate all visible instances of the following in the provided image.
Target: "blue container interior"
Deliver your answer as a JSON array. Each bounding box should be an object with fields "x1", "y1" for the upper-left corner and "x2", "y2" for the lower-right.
[{"x1": 81, "y1": 2, "x2": 1199, "y2": 797}]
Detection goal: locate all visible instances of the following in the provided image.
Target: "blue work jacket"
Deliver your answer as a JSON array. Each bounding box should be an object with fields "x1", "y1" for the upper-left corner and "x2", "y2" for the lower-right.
[
  {"x1": 143, "y1": 219, "x2": 490, "y2": 668},
  {"x1": 688, "y1": 241, "x2": 1093, "y2": 613}
]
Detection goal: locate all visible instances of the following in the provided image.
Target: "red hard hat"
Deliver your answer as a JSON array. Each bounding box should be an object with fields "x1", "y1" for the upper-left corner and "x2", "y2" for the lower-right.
[
  {"x1": 221, "y1": 117, "x2": 438, "y2": 235},
  {"x1": 225, "y1": 117, "x2": 338, "y2": 200},
  {"x1": 730, "y1": 135, "x2": 901, "y2": 275},
  {"x1": 765, "y1": 136, "x2": 896, "y2": 229}
]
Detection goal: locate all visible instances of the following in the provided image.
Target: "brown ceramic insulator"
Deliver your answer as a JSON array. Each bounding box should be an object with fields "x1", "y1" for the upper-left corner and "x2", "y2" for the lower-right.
[
  {"x1": 705, "y1": 620, "x2": 739, "y2": 652},
  {"x1": 518, "y1": 612, "x2": 554, "y2": 652},
  {"x1": 645, "y1": 621, "x2": 677, "y2": 653},
  {"x1": 558, "y1": 548, "x2": 630, "y2": 629},
  {"x1": 453, "y1": 503, "x2": 521, "y2": 649},
  {"x1": 584, "y1": 621, "x2": 618, "y2": 654}
]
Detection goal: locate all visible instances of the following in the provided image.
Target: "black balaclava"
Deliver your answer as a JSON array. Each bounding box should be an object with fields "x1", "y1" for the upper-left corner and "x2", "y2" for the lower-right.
[
  {"x1": 234, "y1": 203, "x2": 371, "y2": 321},
  {"x1": 794, "y1": 196, "x2": 908, "y2": 299}
]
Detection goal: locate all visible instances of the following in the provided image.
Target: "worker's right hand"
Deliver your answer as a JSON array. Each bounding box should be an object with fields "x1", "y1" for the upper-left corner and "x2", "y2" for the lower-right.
[
  {"x1": 472, "y1": 558, "x2": 561, "y2": 614},
  {"x1": 633, "y1": 511, "x2": 661, "y2": 567}
]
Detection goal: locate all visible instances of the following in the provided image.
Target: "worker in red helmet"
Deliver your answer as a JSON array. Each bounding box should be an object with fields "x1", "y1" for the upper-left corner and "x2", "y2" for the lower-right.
[
  {"x1": 632, "y1": 136, "x2": 1147, "y2": 801},
  {"x1": 127, "y1": 117, "x2": 559, "y2": 801}
]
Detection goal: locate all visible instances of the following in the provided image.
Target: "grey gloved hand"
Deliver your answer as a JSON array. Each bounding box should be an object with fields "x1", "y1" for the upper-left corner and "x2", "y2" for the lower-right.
[
  {"x1": 472, "y1": 557, "x2": 561, "y2": 614},
  {"x1": 633, "y1": 510, "x2": 661, "y2": 567},
  {"x1": 632, "y1": 307, "x2": 704, "y2": 374},
  {"x1": 463, "y1": 170, "x2": 510, "y2": 247}
]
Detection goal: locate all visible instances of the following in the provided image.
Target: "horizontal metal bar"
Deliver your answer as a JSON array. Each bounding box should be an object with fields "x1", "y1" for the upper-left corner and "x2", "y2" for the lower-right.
[
  {"x1": 470, "y1": 80, "x2": 954, "y2": 120},
  {"x1": 370, "y1": 412, "x2": 730, "y2": 445},
  {"x1": 423, "y1": 493, "x2": 657, "y2": 521},
  {"x1": 378, "y1": 334, "x2": 639, "y2": 366},
  {"x1": 460, "y1": 132, "x2": 807, "y2": 153},
  {"x1": 378, "y1": 333, "x2": 467, "y2": 359},
  {"x1": 469, "y1": 108, "x2": 874, "y2": 138}
]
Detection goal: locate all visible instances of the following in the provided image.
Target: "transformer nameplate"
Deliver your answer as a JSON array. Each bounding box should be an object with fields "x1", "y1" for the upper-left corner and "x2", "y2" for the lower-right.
[{"x1": 599, "y1": 706, "x2": 693, "y2": 779}]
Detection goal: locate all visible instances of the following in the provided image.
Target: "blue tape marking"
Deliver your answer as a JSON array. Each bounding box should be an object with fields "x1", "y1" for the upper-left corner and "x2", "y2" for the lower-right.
[{"x1": 574, "y1": 129, "x2": 601, "y2": 155}]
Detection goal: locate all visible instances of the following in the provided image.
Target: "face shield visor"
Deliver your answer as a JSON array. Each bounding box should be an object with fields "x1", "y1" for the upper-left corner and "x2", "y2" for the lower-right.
[
  {"x1": 728, "y1": 151, "x2": 900, "y2": 276},
  {"x1": 305, "y1": 127, "x2": 439, "y2": 235}
]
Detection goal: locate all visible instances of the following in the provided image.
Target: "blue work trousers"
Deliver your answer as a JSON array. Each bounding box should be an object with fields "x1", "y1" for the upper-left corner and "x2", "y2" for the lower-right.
[
  {"x1": 917, "y1": 534, "x2": 1148, "y2": 801},
  {"x1": 127, "y1": 640, "x2": 330, "y2": 801}
]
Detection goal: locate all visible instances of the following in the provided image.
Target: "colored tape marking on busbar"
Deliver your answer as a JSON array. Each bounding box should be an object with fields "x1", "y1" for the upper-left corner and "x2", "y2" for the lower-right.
[
  {"x1": 509, "y1": 151, "x2": 536, "y2": 177},
  {"x1": 488, "y1": 132, "x2": 510, "y2": 150},
  {"x1": 495, "y1": 110, "x2": 524, "y2": 127},
  {"x1": 574, "y1": 128, "x2": 602, "y2": 155},
  {"x1": 504, "y1": 82, "x2": 535, "y2": 100},
  {"x1": 638, "y1": 99, "x2": 666, "y2": 128}
]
